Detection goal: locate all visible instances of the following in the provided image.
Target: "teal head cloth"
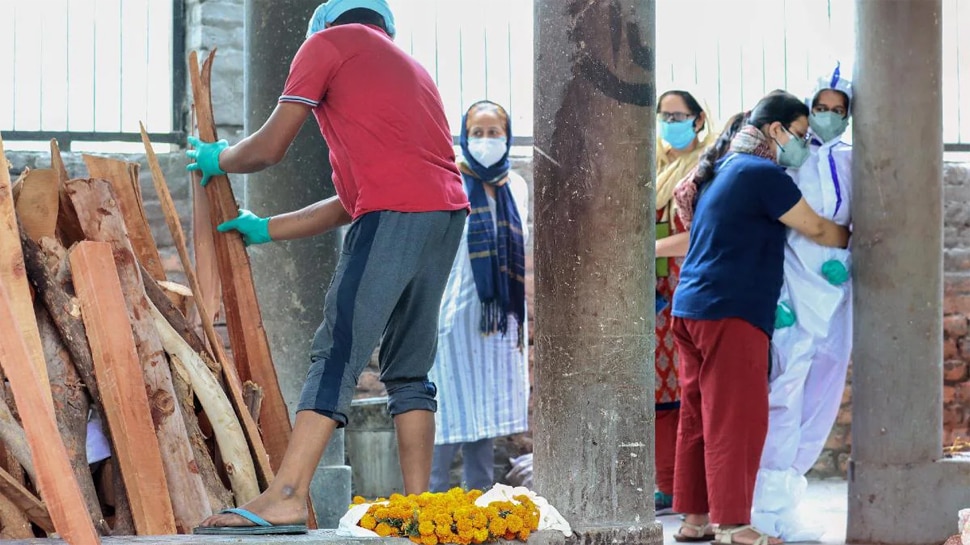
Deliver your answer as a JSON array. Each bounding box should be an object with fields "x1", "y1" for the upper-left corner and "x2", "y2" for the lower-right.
[{"x1": 307, "y1": 0, "x2": 396, "y2": 38}]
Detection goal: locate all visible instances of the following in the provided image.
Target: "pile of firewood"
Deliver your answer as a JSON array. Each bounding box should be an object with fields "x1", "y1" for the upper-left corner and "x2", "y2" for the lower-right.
[{"x1": 0, "y1": 51, "x2": 305, "y2": 543}]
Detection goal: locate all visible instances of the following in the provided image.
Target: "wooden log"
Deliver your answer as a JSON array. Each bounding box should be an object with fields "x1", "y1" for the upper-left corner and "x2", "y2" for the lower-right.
[
  {"x1": 82, "y1": 155, "x2": 166, "y2": 281},
  {"x1": 142, "y1": 270, "x2": 220, "y2": 377},
  {"x1": 15, "y1": 169, "x2": 59, "y2": 242},
  {"x1": 98, "y1": 459, "x2": 135, "y2": 537},
  {"x1": 50, "y1": 141, "x2": 86, "y2": 246},
  {"x1": 189, "y1": 49, "x2": 293, "y2": 475},
  {"x1": 169, "y1": 363, "x2": 234, "y2": 511},
  {"x1": 0, "y1": 465, "x2": 55, "y2": 535},
  {"x1": 243, "y1": 381, "x2": 264, "y2": 425},
  {"x1": 66, "y1": 179, "x2": 211, "y2": 532},
  {"x1": 20, "y1": 228, "x2": 102, "y2": 407},
  {"x1": 0, "y1": 134, "x2": 54, "y2": 409},
  {"x1": 36, "y1": 305, "x2": 108, "y2": 534},
  {"x1": 0, "y1": 282, "x2": 99, "y2": 543},
  {"x1": 10, "y1": 168, "x2": 27, "y2": 204},
  {"x1": 0, "y1": 395, "x2": 35, "y2": 481},
  {"x1": 150, "y1": 300, "x2": 260, "y2": 504},
  {"x1": 0, "y1": 446, "x2": 32, "y2": 539},
  {"x1": 69, "y1": 241, "x2": 178, "y2": 536},
  {"x1": 140, "y1": 125, "x2": 275, "y2": 490},
  {"x1": 159, "y1": 280, "x2": 193, "y2": 317}
]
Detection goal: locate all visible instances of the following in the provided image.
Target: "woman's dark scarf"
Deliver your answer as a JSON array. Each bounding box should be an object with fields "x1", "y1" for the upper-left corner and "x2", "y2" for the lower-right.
[{"x1": 459, "y1": 101, "x2": 525, "y2": 345}]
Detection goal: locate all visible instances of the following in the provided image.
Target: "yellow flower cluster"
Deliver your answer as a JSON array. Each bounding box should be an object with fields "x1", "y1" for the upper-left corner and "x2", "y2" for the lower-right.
[{"x1": 354, "y1": 488, "x2": 540, "y2": 544}]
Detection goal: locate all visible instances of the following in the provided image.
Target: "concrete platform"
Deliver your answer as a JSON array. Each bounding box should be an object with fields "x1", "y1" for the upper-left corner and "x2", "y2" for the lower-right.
[
  {"x1": 5, "y1": 529, "x2": 568, "y2": 545},
  {"x1": 8, "y1": 480, "x2": 851, "y2": 544},
  {"x1": 660, "y1": 479, "x2": 849, "y2": 545}
]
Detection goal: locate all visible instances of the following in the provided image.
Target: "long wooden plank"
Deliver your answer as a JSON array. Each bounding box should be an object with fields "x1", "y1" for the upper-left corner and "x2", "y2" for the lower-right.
[
  {"x1": 82, "y1": 155, "x2": 166, "y2": 281},
  {"x1": 70, "y1": 241, "x2": 177, "y2": 536},
  {"x1": 0, "y1": 133, "x2": 54, "y2": 409},
  {"x1": 0, "y1": 282, "x2": 98, "y2": 543},
  {"x1": 67, "y1": 179, "x2": 212, "y2": 532},
  {"x1": 140, "y1": 124, "x2": 275, "y2": 490},
  {"x1": 188, "y1": 49, "x2": 292, "y2": 474},
  {"x1": 0, "y1": 465, "x2": 55, "y2": 535},
  {"x1": 15, "y1": 169, "x2": 59, "y2": 241}
]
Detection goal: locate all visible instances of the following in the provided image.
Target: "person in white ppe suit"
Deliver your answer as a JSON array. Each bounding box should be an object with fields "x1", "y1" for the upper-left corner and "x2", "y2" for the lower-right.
[{"x1": 752, "y1": 65, "x2": 854, "y2": 542}]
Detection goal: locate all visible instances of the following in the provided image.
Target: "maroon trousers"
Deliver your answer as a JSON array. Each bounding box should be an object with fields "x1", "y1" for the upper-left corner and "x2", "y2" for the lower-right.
[
  {"x1": 655, "y1": 408, "x2": 679, "y2": 495},
  {"x1": 671, "y1": 317, "x2": 769, "y2": 524}
]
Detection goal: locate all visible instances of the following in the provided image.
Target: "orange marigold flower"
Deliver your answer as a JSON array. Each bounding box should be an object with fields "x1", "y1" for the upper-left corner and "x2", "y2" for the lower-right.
[
  {"x1": 488, "y1": 517, "x2": 508, "y2": 536},
  {"x1": 353, "y1": 496, "x2": 367, "y2": 505},
  {"x1": 473, "y1": 528, "x2": 490, "y2": 543},
  {"x1": 421, "y1": 534, "x2": 439, "y2": 545},
  {"x1": 433, "y1": 513, "x2": 454, "y2": 528},
  {"x1": 505, "y1": 514, "x2": 524, "y2": 533},
  {"x1": 375, "y1": 523, "x2": 395, "y2": 537},
  {"x1": 359, "y1": 514, "x2": 378, "y2": 530},
  {"x1": 518, "y1": 529, "x2": 531, "y2": 541},
  {"x1": 418, "y1": 520, "x2": 435, "y2": 536},
  {"x1": 409, "y1": 535, "x2": 422, "y2": 544}
]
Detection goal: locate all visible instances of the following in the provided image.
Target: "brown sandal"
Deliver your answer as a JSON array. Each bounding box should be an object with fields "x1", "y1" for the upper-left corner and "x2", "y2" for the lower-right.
[{"x1": 673, "y1": 521, "x2": 715, "y2": 542}]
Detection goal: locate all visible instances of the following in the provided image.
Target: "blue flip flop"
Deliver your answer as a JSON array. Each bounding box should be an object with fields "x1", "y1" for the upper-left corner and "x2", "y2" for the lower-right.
[{"x1": 192, "y1": 507, "x2": 308, "y2": 535}]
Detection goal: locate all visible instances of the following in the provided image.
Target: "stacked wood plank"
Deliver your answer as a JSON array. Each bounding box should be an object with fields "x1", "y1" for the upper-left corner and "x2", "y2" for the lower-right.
[{"x1": 0, "y1": 50, "x2": 305, "y2": 539}]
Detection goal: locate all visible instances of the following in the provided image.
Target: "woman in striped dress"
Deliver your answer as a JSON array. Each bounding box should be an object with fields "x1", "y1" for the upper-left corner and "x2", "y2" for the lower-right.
[{"x1": 428, "y1": 100, "x2": 530, "y2": 492}]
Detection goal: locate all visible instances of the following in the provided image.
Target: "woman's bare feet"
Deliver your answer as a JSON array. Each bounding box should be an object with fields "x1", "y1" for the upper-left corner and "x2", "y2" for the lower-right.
[{"x1": 196, "y1": 485, "x2": 307, "y2": 528}]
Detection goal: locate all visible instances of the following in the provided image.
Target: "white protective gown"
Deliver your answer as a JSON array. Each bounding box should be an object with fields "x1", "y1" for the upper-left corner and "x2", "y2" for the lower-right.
[{"x1": 752, "y1": 135, "x2": 853, "y2": 540}]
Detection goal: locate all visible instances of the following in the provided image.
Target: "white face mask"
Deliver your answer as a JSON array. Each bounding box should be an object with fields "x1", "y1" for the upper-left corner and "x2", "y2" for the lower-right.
[{"x1": 467, "y1": 137, "x2": 507, "y2": 168}]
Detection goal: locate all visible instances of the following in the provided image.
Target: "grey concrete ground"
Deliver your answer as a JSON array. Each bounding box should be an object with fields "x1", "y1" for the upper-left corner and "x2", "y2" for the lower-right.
[
  {"x1": 659, "y1": 479, "x2": 848, "y2": 545},
  {"x1": 4, "y1": 480, "x2": 853, "y2": 545}
]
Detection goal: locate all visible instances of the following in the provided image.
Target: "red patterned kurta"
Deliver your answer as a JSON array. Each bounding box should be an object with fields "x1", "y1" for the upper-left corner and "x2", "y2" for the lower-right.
[{"x1": 655, "y1": 203, "x2": 685, "y2": 407}]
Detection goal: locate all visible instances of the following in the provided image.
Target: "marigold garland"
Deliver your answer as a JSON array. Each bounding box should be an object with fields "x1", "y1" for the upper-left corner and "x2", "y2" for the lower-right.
[{"x1": 352, "y1": 488, "x2": 541, "y2": 544}]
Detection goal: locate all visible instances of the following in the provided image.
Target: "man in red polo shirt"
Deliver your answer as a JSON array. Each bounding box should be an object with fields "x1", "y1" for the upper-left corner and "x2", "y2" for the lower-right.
[{"x1": 188, "y1": 0, "x2": 468, "y2": 534}]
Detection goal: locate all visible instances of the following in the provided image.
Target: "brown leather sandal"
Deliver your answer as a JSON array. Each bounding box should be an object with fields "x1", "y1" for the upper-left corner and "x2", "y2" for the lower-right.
[{"x1": 673, "y1": 520, "x2": 716, "y2": 542}]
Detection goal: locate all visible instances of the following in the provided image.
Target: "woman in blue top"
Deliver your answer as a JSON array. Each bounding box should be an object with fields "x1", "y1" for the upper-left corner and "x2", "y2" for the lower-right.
[{"x1": 670, "y1": 91, "x2": 850, "y2": 545}]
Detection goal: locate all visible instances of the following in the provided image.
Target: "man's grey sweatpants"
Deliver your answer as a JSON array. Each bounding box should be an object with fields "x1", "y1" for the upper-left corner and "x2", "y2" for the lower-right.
[{"x1": 298, "y1": 209, "x2": 466, "y2": 426}]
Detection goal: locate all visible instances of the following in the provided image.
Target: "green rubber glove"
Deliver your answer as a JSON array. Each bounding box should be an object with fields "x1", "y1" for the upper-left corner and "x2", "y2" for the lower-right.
[
  {"x1": 186, "y1": 136, "x2": 228, "y2": 186},
  {"x1": 775, "y1": 301, "x2": 796, "y2": 329},
  {"x1": 217, "y1": 209, "x2": 272, "y2": 246},
  {"x1": 821, "y1": 259, "x2": 850, "y2": 286}
]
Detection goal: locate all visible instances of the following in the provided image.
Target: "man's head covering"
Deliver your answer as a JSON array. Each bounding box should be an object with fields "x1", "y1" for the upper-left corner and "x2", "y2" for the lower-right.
[
  {"x1": 808, "y1": 62, "x2": 853, "y2": 113},
  {"x1": 306, "y1": 0, "x2": 396, "y2": 38}
]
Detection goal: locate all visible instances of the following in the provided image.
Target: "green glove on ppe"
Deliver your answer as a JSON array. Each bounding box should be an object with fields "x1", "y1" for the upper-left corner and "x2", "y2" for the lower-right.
[
  {"x1": 217, "y1": 209, "x2": 272, "y2": 246},
  {"x1": 775, "y1": 301, "x2": 796, "y2": 329},
  {"x1": 186, "y1": 136, "x2": 228, "y2": 186},
  {"x1": 821, "y1": 259, "x2": 850, "y2": 286}
]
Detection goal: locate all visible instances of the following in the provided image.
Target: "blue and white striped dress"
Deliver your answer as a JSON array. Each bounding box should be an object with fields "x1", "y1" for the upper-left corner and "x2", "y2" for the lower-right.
[{"x1": 430, "y1": 171, "x2": 531, "y2": 445}]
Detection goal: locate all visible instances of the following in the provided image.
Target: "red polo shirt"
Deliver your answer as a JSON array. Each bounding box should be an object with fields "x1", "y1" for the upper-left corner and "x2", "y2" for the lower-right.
[{"x1": 279, "y1": 24, "x2": 468, "y2": 219}]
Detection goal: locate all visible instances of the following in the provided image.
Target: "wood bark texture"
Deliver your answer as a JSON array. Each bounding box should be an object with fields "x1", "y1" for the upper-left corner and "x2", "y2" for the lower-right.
[{"x1": 66, "y1": 178, "x2": 211, "y2": 532}]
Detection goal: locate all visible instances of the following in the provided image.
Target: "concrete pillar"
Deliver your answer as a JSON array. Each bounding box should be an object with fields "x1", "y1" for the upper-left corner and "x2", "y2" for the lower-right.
[
  {"x1": 849, "y1": 2, "x2": 970, "y2": 543},
  {"x1": 533, "y1": 2, "x2": 661, "y2": 544},
  {"x1": 243, "y1": 0, "x2": 350, "y2": 529}
]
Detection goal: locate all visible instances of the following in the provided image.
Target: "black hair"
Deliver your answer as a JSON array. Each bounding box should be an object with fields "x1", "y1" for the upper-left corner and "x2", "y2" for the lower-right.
[
  {"x1": 746, "y1": 91, "x2": 810, "y2": 130},
  {"x1": 331, "y1": 7, "x2": 389, "y2": 34},
  {"x1": 657, "y1": 90, "x2": 706, "y2": 132},
  {"x1": 811, "y1": 89, "x2": 851, "y2": 116},
  {"x1": 693, "y1": 111, "x2": 748, "y2": 192},
  {"x1": 692, "y1": 110, "x2": 749, "y2": 203}
]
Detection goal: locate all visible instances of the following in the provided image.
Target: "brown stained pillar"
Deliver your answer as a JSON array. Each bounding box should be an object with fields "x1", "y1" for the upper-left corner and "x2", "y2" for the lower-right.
[
  {"x1": 244, "y1": 0, "x2": 349, "y2": 528},
  {"x1": 849, "y1": 1, "x2": 970, "y2": 543},
  {"x1": 533, "y1": 2, "x2": 661, "y2": 543}
]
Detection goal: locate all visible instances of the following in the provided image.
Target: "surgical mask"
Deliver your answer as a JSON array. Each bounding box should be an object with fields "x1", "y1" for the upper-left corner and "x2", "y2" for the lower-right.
[
  {"x1": 809, "y1": 111, "x2": 849, "y2": 143},
  {"x1": 775, "y1": 128, "x2": 810, "y2": 168},
  {"x1": 660, "y1": 119, "x2": 696, "y2": 150},
  {"x1": 467, "y1": 137, "x2": 507, "y2": 168}
]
